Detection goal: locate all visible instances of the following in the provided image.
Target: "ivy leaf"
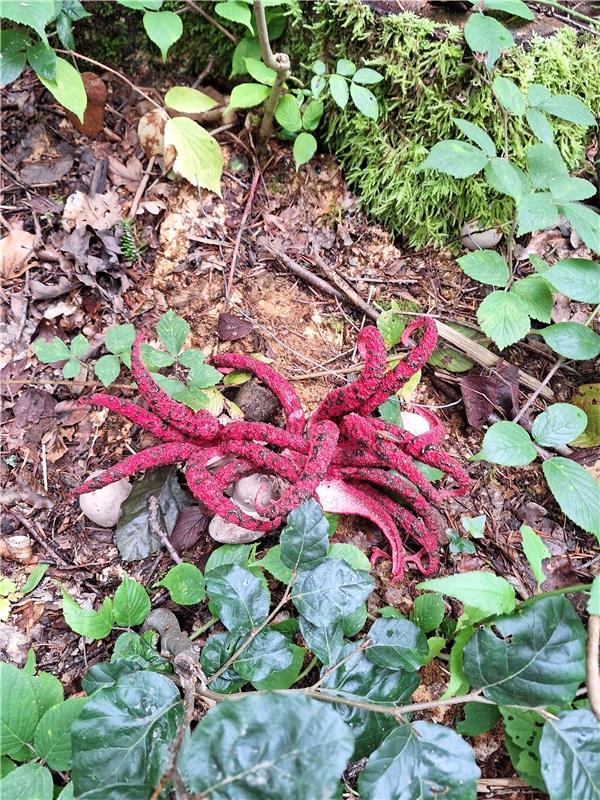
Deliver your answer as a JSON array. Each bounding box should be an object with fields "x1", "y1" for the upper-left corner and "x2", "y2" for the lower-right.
[
  {"x1": 520, "y1": 525, "x2": 550, "y2": 590},
  {"x1": 544, "y1": 259, "x2": 600, "y2": 304},
  {"x1": 457, "y1": 250, "x2": 509, "y2": 287},
  {"x1": 542, "y1": 457, "x2": 600, "y2": 540},
  {"x1": 537, "y1": 323, "x2": 600, "y2": 360},
  {"x1": 292, "y1": 131, "x2": 317, "y2": 168},
  {"x1": 299, "y1": 616, "x2": 344, "y2": 665},
  {"x1": 292, "y1": 559, "x2": 374, "y2": 626},
  {"x1": 463, "y1": 595, "x2": 586, "y2": 706},
  {"x1": 422, "y1": 140, "x2": 488, "y2": 178},
  {"x1": 539, "y1": 710, "x2": 600, "y2": 800},
  {"x1": 418, "y1": 571, "x2": 516, "y2": 619},
  {"x1": 471, "y1": 421, "x2": 537, "y2": 466},
  {"x1": 366, "y1": 617, "x2": 429, "y2": 671},
  {"x1": 358, "y1": 721, "x2": 480, "y2": 800},
  {"x1": 0, "y1": 763, "x2": 53, "y2": 800},
  {"x1": 0, "y1": 663, "x2": 38, "y2": 757},
  {"x1": 142, "y1": 10, "x2": 182, "y2": 61},
  {"x1": 200, "y1": 632, "x2": 247, "y2": 694},
  {"x1": 61, "y1": 588, "x2": 113, "y2": 640},
  {"x1": 38, "y1": 57, "x2": 87, "y2": 123},
  {"x1": 411, "y1": 593, "x2": 445, "y2": 633},
  {"x1": 164, "y1": 117, "x2": 223, "y2": 195},
  {"x1": 476, "y1": 291, "x2": 530, "y2": 350},
  {"x1": 112, "y1": 575, "x2": 151, "y2": 627},
  {"x1": 33, "y1": 697, "x2": 87, "y2": 771},
  {"x1": 155, "y1": 563, "x2": 205, "y2": 605},
  {"x1": 232, "y1": 630, "x2": 294, "y2": 682},
  {"x1": 280, "y1": 498, "x2": 329, "y2": 571},
  {"x1": 492, "y1": 76, "x2": 526, "y2": 115},
  {"x1": 531, "y1": 403, "x2": 588, "y2": 447},
  {"x1": 350, "y1": 83, "x2": 379, "y2": 120},
  {"x1": 274, "y1": 94, "x2": 302, "y2": 132},
  {"x1": 205, "y1": 564, "x2": 270, "y2": 633},
  {"x1": 510, "y1": 276, "x2": 553, "y2": 323},
  {"x1": 464, "y1": 13, "x2": 514, "y2": 68},
  {"x1": 178, "y1": 694, "x2": 354, "y2": 798},
  {"x1": 72, "y1": 672, "x2": 182, "y2": 798}
]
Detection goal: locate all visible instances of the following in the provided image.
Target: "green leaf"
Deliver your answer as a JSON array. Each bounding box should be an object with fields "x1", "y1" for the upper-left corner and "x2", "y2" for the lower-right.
[
  {"x1": 428, "y1": 347, "x2": 475, "y2": 373},
  {"x1": 443, "y1": 628, "x2": 473, "y2": 698},
  {"x1": 457, "y1": 249, "x2": 509, "y2": 287},
  {"x1": 111, "y1": 630, "x2": 171, "y2": 674},
  {"x1": 353, "y1": 67, "x2": 383, "y2": 85},
  {"x1": 492, "y1": 76, "x2": 526, "y2": 115},
  {"x1": 0, "y1": 663, "x2": 38, "y2": 756},
  {"x1": 81, "y1": 660, "x2": 141, "y2": 694},
  {"x1": 215, "y1": 0, "x2": 253, "y2": 33},
  {"x1": 301, "y1": 99, "x2": 323, "y2": 131},
  {"x1": 205, "y1": 564, "x2": 270, "y2": 633},
  {"x1": 561, "y1": 202, "x2": 600, "y2": 254},
  {"x1": 336, "y1": 58, "x2": 356, "y2": 76},
  {"x1": 205, "y1": 543, "x2": 252, "y2": 574},
  {"x1": 422, "y1": 140, "x2": 488, "y2": 178},
  {"x1": 94, "y1": 354, "x2": 121, "y2": 387},
  {"x1": 526, "y1": 143, "x2": 568, "y2": 190},
  {"x1": 376, "y1": 305, "x2": 407, "y2": 347},
  {"x1": 525, "y1": 108, "x2": 554, "y2": 144},
  {"x1": 366, "y1": 617, "x2": 429, "y2": 671},
  {"x1": 0, "y1": 762, "x2": 53, "y2": 800},
  {"x1": 178, "y1": 694, "x2": 354, "y2": 798},
  {"x1": 310, "y1": 74, "x2": 326, "y2": 97},
  {"x1": 312, "y1": 59, "x2": 326, "y2": 75},
  {"x1": 243, "y1": 57, "x2": 276, "y2": 86},
  {"x1": 461, "y1": 515, "x2": 486, "y2": 539},
  {"x1": 527, "y1": 83, "x2": 551, "y2": 107},
  {"x1": 164, "y1": 117, "x2": 223, "y2": 195},
  {"x1": 510, "y1": 276, "x2": 553, "y2": 323},
  {"x1": 232, "y1": 630, "x2": 294, "y2": 681},
  {"x1": 31, "y1": 672, "x2": 63, "y2": 720},
  {"x1": 572, "y1": 383, "x2": 600, "y2": 448},
  {"x1": 483, "y1": 0, "x2": 534, "y2": 19},
  {"x1": 254, "y1": 544, "x2": 293, "y2": 584},
  {"x1": 0, "y1": 756, "x2": 15, "y2": 778},
  {"x1": 538, "y1": 323, "x2": 600, "y2": 360},
  {"x1": 142, "y1": 10, "x2": 182, "y2": 60},
  {"x1": 501, "y1": 706, "x2": 545, "y2": 789},
  {"x1": 412, "y1": 593, "x2": 445, "y2": 633},
  {"x1": 542, "y1": 457, "x2": 600, "y2": 540},
  {"x1": 1, "y1": 0, "x2": 57, "y2": 43},
  {"x1": 457, "y1": 702, "x2": 500, "y2": 736},
  {"x1": 112, "y1": 575, "x2": 151, "y2": 627},
  {"x1": 358, "y1": 721, "x2": 480, "y2": 800},
  {"x1": 252, "y1": 642, "x2": 306, "y2": 690},
  {"x1": 484, "y1": 157, "x2": 530, "y2": 200},
  {"x1": 342, "y1": 602, "x2": 368, "y2": 637},
  {"x1": 33, "y1": 696, "x2": 87, "y2": 771},
  {"x1": 532, "y1": 403, "x2": 588, "y2": 447},
  {"x1": 26, "y1": 42, "x2": 56, "y2": 81},
  {"x1": 472, "y1": 420, "x2": 537, "y2": 466},
  {"x1": 164, "y1": 85, "x2": 218, "y2": 113},
  {"x1": 476, "y1": 291, "x2": 530, "y2": 350},
  {"x1": 0, "y1": 29, "x2": 30, "y2": 86},
  {"x1": 140, "y1": 344, "x2": 175, "y2": 370},
  {"x1": 299, "y1": 616, "x2": 344, "y2": 665},
  {"x1": 538, "y1": 95, "x2": 595, "y2": 127},
  {"x1": 155, "y1": 309, "x2": 189, "y2": 356},
  {"x1": 292, "y1": 559, "x2": 374, "y2": 626},
  {"x1": 231, "y1": 36, "x2": 261, "y2": 77},
  {"x1": 228, "y1": 82, "x2": 270, "y2": 109},
  {"x1": 21, "y1": 563, "x2": 48, "y2": 594},
  {"x1": 517, "y1": 192, "x2": 559, "y2": 235},
  {"x1": 463, "y1": 595, "x2": 586, "y2": 705},
  {"x1": 588, "y1": 576, "x2": 600, "y2": 616},
  {"x1": 292, "y1": 131, "x2": 317, "y2": 168},
  {"x1": 418, "y1": 571, "x2": 516, "y2": 619},
  {"x1": 39, "y1": 57, "x2": 86, "y2": 123},
  {"x1": 62, "y1": 358, "x2": 81, "y2": 379},
  {"x1": 187, "y1": 362, "x2": 222, "y2": 389},
  {"x1": 34, "y1": 336, "x2": 71, "y2": 363},
  {"x1": 520, "y1": 524, "x2": 550, "y2": 589},
  {"x1": 280, "y1": 498, "x2": 329, "y2": 571},
  {"x1": 328, "y1": 542, "x2": 371, "y2": 572},
  {"x1": 540, "y1": 710, "x2": 600, "y2": 800},
  {"x1": 320, "y1": 643, "x2": 418, "y2": 757},
  {"x1": 551, "y1": 176, "x2": 596, "y2": 202},
  {"x1": 328, "y1": 74, "x2": 349, "y2": 109},
  {"x1": 61, "y1": 588, "x2": 113, "y2": 640},
  {"x1": 200, "y1": 632, "x2": 247, "y2": 694},
  {"x1": 275, "y1": 94, "x2": 302, "y2": 132},
  {"x1": 155, "y1": 563, "x2": 205, "y2": 605},
  {"x1": 116, "y1": 0, "x2": 163, "y2": 8},
  {"x1": 72, "y1": 671, "x2": 182, "y2": 798},
  {"x1": 350, "y1": 83, "x2": 379, "y2": 120},
  {"x1": 464, "y1": 13, "x2": 514, "y2": 68}
]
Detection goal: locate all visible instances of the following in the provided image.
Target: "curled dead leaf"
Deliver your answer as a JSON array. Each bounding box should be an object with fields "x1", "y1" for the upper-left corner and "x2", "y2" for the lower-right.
[
  {"x1": 0, "y1": 535, "x2": 34, "y2": 564},
  {"x1": 0, "y1": 226, "x2": 37, "y2": 279},
  {"x1": 65, "y1": 72, "x2": 107, "y2": 138},
  {"x1": 138, "y1": 108, "x2": 169, "y2": 158}
]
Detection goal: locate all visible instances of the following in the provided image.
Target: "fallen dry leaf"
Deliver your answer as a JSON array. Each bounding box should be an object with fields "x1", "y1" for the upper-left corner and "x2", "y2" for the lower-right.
[
  {"x1": 217, "y1": 312, "x2": 253, "y2": 341},
  {"x1": 62, "y1": 190, "x2": 122, "y2": 231},
  {"x1": 170, "y1": 505, "x2": 208, "y2": 551},
  {"x1": 460, "y1": 361, "x2": 519, "y2": 429},
  {"x1": 20, "y1": 155, "x2": 73, "y2": 185},
  {"x1": 0, "y1": 226, "x2": 37, "y2": 279}
]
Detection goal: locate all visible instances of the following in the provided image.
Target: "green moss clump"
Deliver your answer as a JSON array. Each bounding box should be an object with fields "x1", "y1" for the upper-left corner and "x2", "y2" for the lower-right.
[{"x1": 294, "y1": 2, "x2": 599, "y2": 249}]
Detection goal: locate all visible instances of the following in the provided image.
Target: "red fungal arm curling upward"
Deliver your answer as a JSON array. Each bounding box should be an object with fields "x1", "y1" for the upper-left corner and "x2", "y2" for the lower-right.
[{"x1": 79, "y1": 394, "x2": 188, "y2": 443}]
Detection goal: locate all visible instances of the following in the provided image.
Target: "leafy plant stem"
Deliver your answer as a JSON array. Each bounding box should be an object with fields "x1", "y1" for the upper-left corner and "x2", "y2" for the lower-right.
[
  {"x1": 586, "y1": 614, "x2": 600, "y2": 721},
  {"x1": 206, "y1": 574, "x2": 296, "y2": 684},
  {"x1": 505, "y1": 211, "x2": 517, "y2": 285},
  {"x1": 518, "y1": 583, "x2": 592, "y2": 608},
  {"x1": 54, "y1": 49, "x2": 163, "y2": 110},
  {"x1": 189, "y1": 615, "x2": 219, "y2": 641},
  {"x1": 254, "y1": 0, "x2": 290, "y2": 145}
]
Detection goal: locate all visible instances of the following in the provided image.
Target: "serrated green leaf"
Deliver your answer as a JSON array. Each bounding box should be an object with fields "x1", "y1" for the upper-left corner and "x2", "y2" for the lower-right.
[
  {"x1": 350, "y1": 82, "x2": 379, "y2": 120},
  {"x1": 493, "y1": 76, "x2": 526, "y2": 115},
  {"x1": 0, "y1": 30, "x2": 28, "y2": 86},
  {"x1": 510, "y1": 276, "x2": 553, "y2": 323},
  {"x1": 62, "y1": 358, "x2": 81, "y2": 379},
  {"x1": 142, "y1": 10, "x2": 182, "y2": 61},
  {"x1": 21, "y1": 563, "x2": 48, "y2": 594},
  {"x1": 292, "y1": 559, "x2": 374, "y2": 626},
  {"x1": 328, "y1": 74, "x2": 349, "y2": 109},
  {"x1": 571, "y1": 383, "x2": 600, "y2": 448},
  {"x1": 538, "y1": 323, "x2": 600, "y2": 360},
  {"x1": 517, "y1": 192, "x2": 559, "y2": 236},
  {"x1": 366, "y1": 617, "x2": 429, "y2": 671},
  {"x1": 27, "y1": 42, "x2": 56, "y2": 81},
  {"x1": 61, "y1": 588, "x2": 113, "y2": 640},
  {"x1": 457, "y1": 702, "x2": 500, "y2": 736},
  {"x1": 34, "y1": 336, "x2": 71, "y2": 363},
  {"x1": 542, "y1": 457, "x2": 600, "y2": 539},
  {"x1": 112, "y1": 575, "x2": 151, "y2": 627},
  {"x1": 232, "y1": 630, "x2": 294, "y2": 681},
  {"x1": 33, "y1": 696, "x2": 87, "y2": 771},
  {"x1": 280, "y1": 498, "x2": 329, "y2": 571},
  {"x1": 418, "y1": 571, "x2": 516, "y2": 619},
  {"x1": 412, "y1": 593, "x2": 445, "y2": 633},
  {"x1": 164, "y1": 117, "x2": 223, "y2": 195},
  {"x1": 215, "y1": 0, "x2": 253, "y2": 33},
  {"x1": 0, "y1": 663, "x2": 38, "y2": 757},
  {"x1": 423, "y1": 140, "x2": 488, "y2": 178},
  {"x1": 472, "y1": 420, "x2": 537, "y2": 466},
  {"x1": 457, "y1": 249, "x2": 509, "y2": 287},
  {"x1": 206, "y1": 564, "x2": 270, "y2": 633},
  {"x1": 327, "y1": 543, "x2": 371, "y2": 572},
  {"x1": 464, "y1": 13, "x2": 514, "y2": 68},
  {"x1": 538, "y1": 95, "x2": 595, "y2": 127},
  {"x1": 1, "y1": 0, "x2": 56, "y2": 43},
  {"x1": 0, "y1": 762, "x2": 53, "y2": 800},
  {"x1": 243, "y1": 57, "x2": 276, "y2": 86},
  {"x1": 476, "y1": 291, "x2": 530, "y2": 350},
  {"x1": 484, "y1": 157, "x2": 530, "y2": 200},
  {"x1": 205, "y1": 543, "x2": 252, "y2": 574},
  {"x1": 588, "y1": 576, "x2": 600, "y2": 616},
  {"x1": 302, "y1": 99, "x2": 324, "y2": 131},
  {"x1": 531, "y1": 403, "x2": 588, "y2": 447},
  {"x1": 156, "y1": 562, "x2": 205, "y2": 605},
  {"x1": 525, "y1": 109, "x2": 554, "y2": 144},
  {"x1": 94, "y1": 354, "x2": 121, "y2": 387},
  {"x1": 560, "y1": 202, "x2": 600, "y2": 254},
  {"x1": 155, "y1": 309, "x2": 189, "y2": 356}
]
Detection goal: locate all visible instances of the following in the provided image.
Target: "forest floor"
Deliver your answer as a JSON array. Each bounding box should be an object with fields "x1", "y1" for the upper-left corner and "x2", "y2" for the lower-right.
[{"x1": 1, "y1": 58, "x2": 598, "y2": 799}]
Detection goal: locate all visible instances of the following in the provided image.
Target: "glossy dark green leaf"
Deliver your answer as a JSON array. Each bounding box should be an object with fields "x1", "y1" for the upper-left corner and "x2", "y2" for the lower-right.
[
  {"x1": 205, "y1": 543, "x2": 252, "y2": 574},
  {"x1": 320, "y1": 644, "x2": 418, "y2": 758},
  {"x1": 111, "y1": 631, "x2": 172, "y2": 674},
  {"x1": 0, "y1": 29, "x2": 30, "y2": 86},
  {"x1": 342, "y1": 603, "x2": 368, "y2": 637},
  {"x1": 26, "y1": 42, "x2": 56, "y2": 81},
  {"x1": 539, "y1": 710, "x2": 600, "y2": 800},
  {"x1": 299, "y1": 616, "x2": 344, "y2": 665},
  {"x1": 292, "y1": 559, "x2": 374, "y2": 626},
  {"x1": 358, "y1": 721, "x2": 480, "y2": 800},
  {"x1": 280, "y1": 498, "x2": 329, "y2": 570},
  {"x1": 251, "y1": 643, "x2": 307, "y2": 690},
  {"x1": 206, "y1": 564, "x2": 270, "y2": 633},
  {"x1": 463, "y1": 595, "x2": 586, "y2": 706},
  {"x1": 72, "y1": 671, "x2": 182, "y2": 799},
  {"x1": 178, "y1": 693, "x2": 354, "y2": 798},
  {"x1": 81, "y1": 659, "x2": 141, "y2": 694},
  {"x1": 366, "y1": 618, "x2": 429, "y2": 671},
  {"x1": 232, "y1": 630, "x2": 294, "y2": 682},
  {"x1": 201, "y1": 632, "x2": 247, "y2": 694}
]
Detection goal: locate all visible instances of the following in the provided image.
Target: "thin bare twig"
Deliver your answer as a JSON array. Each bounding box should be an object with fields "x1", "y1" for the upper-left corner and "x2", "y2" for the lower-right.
[
  {"x1": 185, "y1": 0, "x2": 238, "y2": 44},
  {"x1": 225, "y1": 166, "x2": 261, "y2": 302},
  {"x1": 128, "y1": 155, "x2": 156, "y2": 220},
  {"x1": 148, "y1": 496, "x2": 182, "y2": 564},
  {"x1": 1, "y1": 378, "x2": 133, "y2": 390}
]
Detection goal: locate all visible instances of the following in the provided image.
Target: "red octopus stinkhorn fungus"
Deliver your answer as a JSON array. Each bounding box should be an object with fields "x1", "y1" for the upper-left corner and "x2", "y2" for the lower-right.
[{"x1": 74, "y1": 317, "x2": 469, "y2": 580}]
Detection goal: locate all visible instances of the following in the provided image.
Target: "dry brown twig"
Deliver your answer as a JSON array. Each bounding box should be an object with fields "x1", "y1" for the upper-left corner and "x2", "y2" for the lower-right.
[{"x1": 148, "y1": 495, "x2": 182, "y2": 564}]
